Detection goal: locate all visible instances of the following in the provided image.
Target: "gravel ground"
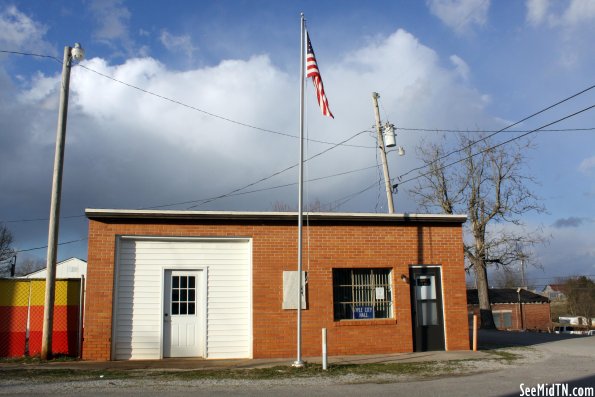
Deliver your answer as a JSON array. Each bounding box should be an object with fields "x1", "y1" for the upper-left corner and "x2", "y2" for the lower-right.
[{"x1": 0, "y1": 346, "x2": 543, "y2": 395}]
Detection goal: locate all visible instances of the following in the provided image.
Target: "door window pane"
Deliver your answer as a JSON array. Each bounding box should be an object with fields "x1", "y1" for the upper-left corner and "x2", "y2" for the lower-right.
[
  {"x1": 420, "y1": 301, "x2": 438, "y2": 326},
  {"x1": 171, "y1": 274, "x2": 197, "y2": 316}
]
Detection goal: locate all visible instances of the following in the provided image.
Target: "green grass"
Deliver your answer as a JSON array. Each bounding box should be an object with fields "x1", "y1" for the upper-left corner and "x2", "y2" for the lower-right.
[
  {"x1": 481, "y1": 347, "x2": 530, "y2": 363},
  {"x1": 0, "y1": 361, "x2": 471, "y2": 382},
  {"x1": 0, "y1": 351, "x2": 524, "y2": 382},
  {"x1": 0, "y1": 355, "x2": 77, "y2": 364}
]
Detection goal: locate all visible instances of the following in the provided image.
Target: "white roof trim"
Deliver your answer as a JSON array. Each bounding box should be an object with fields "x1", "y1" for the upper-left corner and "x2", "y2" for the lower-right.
[{"x1": 85, "y1": 209, "x2": 467, "y2": 223}]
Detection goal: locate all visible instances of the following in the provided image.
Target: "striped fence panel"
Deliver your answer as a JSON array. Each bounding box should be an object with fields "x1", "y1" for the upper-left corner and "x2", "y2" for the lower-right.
[{"x1": 0, "y1": 279, "x2": 82, "y2": 358}]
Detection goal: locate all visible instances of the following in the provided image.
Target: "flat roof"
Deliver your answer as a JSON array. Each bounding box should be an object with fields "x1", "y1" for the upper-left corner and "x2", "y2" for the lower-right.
[{"x1": 85, "y1": 209, "x2": 467, "y2": 224}]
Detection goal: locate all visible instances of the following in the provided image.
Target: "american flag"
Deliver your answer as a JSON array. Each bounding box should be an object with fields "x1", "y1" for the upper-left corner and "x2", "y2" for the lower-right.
[{"x1": 306, "y1": 32, "x2": 333, "y2": 118}]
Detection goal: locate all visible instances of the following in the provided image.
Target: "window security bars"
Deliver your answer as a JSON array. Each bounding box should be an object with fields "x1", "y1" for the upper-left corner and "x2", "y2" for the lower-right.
[{"x1": 333, "y1": 269, "x2": 393, "y2": 320}]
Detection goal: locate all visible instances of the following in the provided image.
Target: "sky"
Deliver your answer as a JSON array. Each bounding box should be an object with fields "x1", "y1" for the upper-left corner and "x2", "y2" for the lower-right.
[{"x1": 0, "y1": 0, "x2": 594, "y2": 288}]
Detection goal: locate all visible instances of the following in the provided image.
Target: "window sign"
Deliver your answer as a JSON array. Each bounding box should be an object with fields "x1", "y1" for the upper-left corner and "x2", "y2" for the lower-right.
[
  {"x1": 354, "y1": 305, "x2": 374, "y2": 319},
  {"x1": 415, "y1": 275, "x2": 436, "y2": 300},
  {"x1": 375, "y1": 287, "x2": 385, "y2": 300}
]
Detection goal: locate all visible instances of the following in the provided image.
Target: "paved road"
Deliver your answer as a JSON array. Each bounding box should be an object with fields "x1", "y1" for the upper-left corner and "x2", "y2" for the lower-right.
[{"x1": 3, "y1": 332, "x2": 594, "y2": 396}]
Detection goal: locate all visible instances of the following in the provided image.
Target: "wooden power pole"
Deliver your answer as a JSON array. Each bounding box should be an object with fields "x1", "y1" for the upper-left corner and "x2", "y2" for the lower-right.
[{"x1": 372, "y1": 92, "x2": 395, "y2": 213}]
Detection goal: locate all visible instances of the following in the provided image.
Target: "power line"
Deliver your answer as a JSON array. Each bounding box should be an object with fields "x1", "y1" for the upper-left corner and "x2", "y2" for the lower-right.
[
  {"x1": 325, "y1": 179, "x2": 382, "y2": 211},
  {"x1": 185, "y1": 164, "x2": 380, "y2": 203},
  {"x1": 1, "y1": 129, "x2": 370, "y2": 221},
  {"x1": 1, "y1": 161, "x2": 377, "y2": 223},
  {"x1": 3, "y1": 214, "x2": 84, "y2": 223},
  {"x1": 397, "y1": 127, "x2": 595, "y2": 133},
  {"x1": 2, "y1": 127, "x2": 371, "y2": 222},
  {"x1": 7, "y1": 165, "x2": 380, "y2": 254},
  {"x1": 1, "y1": 48, "x2": 375, "y2": 149},
  {"x1": 184, "y1": 129, "x2": 369, "y2": 209},
  {"x1": 76, "y1": 63, "x2": 375, "y2": 149},
  {"x1": 15, "y1": 238, "x2": 87, "y2": 254},
  {"x1": 397, "y1": 83, "x2": 595, "y2": 181},
  {"x1": 0, "y1": 49, "x2": 61, "y2": 64},
  {"x1": 3, "y1": 117, "x2": 594, "y2": 223},
  {"x1": 6, "y1": 49, "x2": 595, "y2": 221},
  {"x1": 396, "y1": 103, "x2": 595, "y2": 187}
]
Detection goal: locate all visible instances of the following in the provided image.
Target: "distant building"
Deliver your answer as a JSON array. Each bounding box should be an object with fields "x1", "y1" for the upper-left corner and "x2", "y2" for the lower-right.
[
  {"x1": 541, "y1": 284, "x2": 566, "y2": 301},
  {"x1": 467, "y1": 288, "x2": 551, "y2": 331},
  {"x1": 21, "y1": 257, "x2": 86, "y2": 279},
  {"x1": 558, "y1": 316, "x2": 589, "y2": 326}
]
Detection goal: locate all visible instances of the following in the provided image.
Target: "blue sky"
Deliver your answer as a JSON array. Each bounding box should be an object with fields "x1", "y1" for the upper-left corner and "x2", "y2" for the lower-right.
[{"x1": 0, "y1": 0, "x2": 594, "y2": 288}]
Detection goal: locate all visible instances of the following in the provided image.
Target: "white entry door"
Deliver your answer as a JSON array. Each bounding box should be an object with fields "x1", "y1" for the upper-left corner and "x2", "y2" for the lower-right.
[{"x1": 163, "y1": 270, "x2": 202, "y2": 357}]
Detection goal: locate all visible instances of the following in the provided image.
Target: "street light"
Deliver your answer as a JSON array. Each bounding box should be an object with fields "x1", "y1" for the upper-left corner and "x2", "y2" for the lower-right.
[{"x1": 41, "y1": 43, "x2": 84, "y2": 360}]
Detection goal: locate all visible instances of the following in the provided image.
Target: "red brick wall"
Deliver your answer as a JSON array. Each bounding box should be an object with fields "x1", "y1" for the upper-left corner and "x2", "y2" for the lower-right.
[
  {"x1": 468, "y1": 303, "x2": 551, "y2": 331},
  {"x1": 83, "y1": 218, "x2": 469, "y2": 360}
]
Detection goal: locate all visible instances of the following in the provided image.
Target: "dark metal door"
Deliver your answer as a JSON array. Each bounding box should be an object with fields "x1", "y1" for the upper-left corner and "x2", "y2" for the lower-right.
[{"x1": 410, "y1": 267, "x2": 445, "y2": 351}]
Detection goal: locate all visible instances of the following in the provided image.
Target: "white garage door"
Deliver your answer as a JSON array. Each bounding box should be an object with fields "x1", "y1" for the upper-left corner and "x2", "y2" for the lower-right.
[{"x1": 113, "y1": 238, "x2": 252, "y2": 360}]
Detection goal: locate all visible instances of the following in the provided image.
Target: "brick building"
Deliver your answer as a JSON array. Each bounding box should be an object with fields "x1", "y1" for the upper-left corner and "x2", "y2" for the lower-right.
[
  {"x1": 83, "y1": 209, "x2": 470, "y2": 361},
  {"x1": 467, "y1": 288, "x2": 551, "y2": 331}
]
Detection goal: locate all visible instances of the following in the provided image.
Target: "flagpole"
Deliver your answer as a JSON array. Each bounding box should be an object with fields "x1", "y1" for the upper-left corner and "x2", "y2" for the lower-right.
[{"x1": 293, "y1": 12, "x2": 306, "y2": 368}]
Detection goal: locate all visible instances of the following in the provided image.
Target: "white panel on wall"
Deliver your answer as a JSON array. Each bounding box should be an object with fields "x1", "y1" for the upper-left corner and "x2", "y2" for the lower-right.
[{"x1": 113, "y1": 238, "x2": 251, "y2": 360}]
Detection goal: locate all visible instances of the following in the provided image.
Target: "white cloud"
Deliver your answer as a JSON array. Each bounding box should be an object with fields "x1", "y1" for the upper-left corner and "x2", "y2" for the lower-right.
[
  {"x1": 562, "y1": 0, "x2": 595, "y2": 26},
  {"x1": 0, "y1": 5, "x2": 53, "y2": 54},
  {"x1": 88, "y1": 0, "x2": 135, "y2": 55},
  {"x1": 526, "y1": 0, "x2": 595, "y2": 28},
  {"x1": 537, "y1": 223, "x2": 595, "y2": 276},
  {"x1": 450, "y1": 54, "x2": 470, "y2": 81},
  {"x1": 0, "y1": 27, "x2": 498, "y2": 232},
  {"x1": 427, "y1": 0, "x2": 490, "y2": 34},
  {"x1": 526, "y1": 0, "x2": 549, "y2": 26},
  {"x1": 579, "y1": 156, "x2": 595, "y2": 174},
  {"x1": 159, "y1": 30, "x2": 197, "y2": 57}
]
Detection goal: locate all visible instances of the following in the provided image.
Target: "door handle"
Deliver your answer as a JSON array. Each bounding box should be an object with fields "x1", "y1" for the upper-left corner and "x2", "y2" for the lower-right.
[{"x1": 164, "y1": 313, "x2": 169, "y2": 317}]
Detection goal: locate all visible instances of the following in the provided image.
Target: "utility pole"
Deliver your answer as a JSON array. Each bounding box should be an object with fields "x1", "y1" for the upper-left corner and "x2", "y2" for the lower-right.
[
  {"x1": 41, "y1": 43, "x2": 84, "y2": 360},
  {"x1": 520, "y1": 258, "x2": 526, "y2": 288},
  {"x1": 10, "y1": 254, "x2": 17, "y2": 278},
  {"x1": 517, "y1": 243, "x2": 527, "y2": 288},
  {"x1": 371, "y1": 92, "x2": 395, "y2": 213}
]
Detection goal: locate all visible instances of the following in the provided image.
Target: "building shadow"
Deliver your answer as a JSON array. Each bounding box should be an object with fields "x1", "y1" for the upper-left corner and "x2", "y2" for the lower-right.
[
  {"x1": 473, "y1": 329, "x2": 586, "y2": 350},
  {"x1": 499, "y1": 373, "x2": 595, "y2": 397}
]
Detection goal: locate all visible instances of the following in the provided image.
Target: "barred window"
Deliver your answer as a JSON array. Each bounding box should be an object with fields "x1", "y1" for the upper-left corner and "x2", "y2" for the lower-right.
[{"x1": 333, "y1": 268, "x2": 393, "y2": 320}]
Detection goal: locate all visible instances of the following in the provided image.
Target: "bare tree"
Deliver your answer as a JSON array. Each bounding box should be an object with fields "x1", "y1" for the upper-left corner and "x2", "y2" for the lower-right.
[
  {"x1": 0, "y1": 224, "x2": 16, "y2": 276},
  {"x1": 493, "y1": 267, "x2": 535, "y2": 290},
  {"x1": 16, "y1": 258, "x2": 46, "y2": 277},
  {"x1": 271, "y1": 201, "x2": 293, "y2": 212},
  {"x1": 409, "y1": 134, "x2": 545, "y2": 328},
  {"x1": 560, "y1": 276, "x2": 595, "y2": 320},
  {"x1": 271, "y1": 198, "x2": 330, "y2": 212}
]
